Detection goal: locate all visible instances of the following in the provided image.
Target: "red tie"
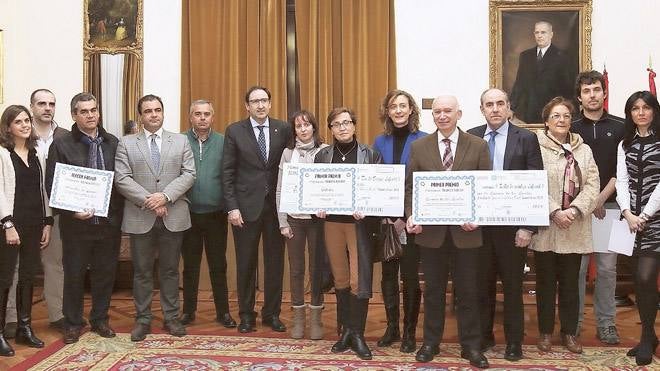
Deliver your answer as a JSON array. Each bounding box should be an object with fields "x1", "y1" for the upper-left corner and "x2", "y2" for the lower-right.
[{"x1": 442, "y1": 138, "x2": 453, "y2": 170}]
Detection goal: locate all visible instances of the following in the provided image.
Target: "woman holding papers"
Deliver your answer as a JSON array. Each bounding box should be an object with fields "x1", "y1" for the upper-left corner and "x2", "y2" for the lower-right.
[
  {"x1": 315, "y1": 107, "x2": 383, "y2": 360},
  {"x1": 614, "y1": 91, "x2": 660, "y2": 366},
  {"x1": 0, "y1": 105, "x2": 53, "y2": 356},
  {"x1": 276, "y1": 110, "x2": 328, "y2": 340},
  {"x1": 373, "y1": 90, "x2": 427, "y2": 352},
  {"x1": 531, "y1": 97, "x2": 599, "y2": 354}
]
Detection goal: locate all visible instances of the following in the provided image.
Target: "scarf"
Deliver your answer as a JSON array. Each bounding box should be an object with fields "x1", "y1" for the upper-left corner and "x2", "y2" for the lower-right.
[
  {"x1": 545, "y1": 131, "x2": 582, "y2": 209},
  {"x1": 80, "y1": 134, "x2": 105, "y2": 224},
  {"x1": 293, "y1": 138, "x2": 317, "y2": 159}
]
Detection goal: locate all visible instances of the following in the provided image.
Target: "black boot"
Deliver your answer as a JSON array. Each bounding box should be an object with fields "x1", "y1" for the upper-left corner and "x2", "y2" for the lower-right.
[
  {"x1": 377, "y1": 275, "x2": 400, "y2": 347},
  {"x1": 331, "y1": 288, "x2": 351, "y2": 353},
  {"x1": 0, "y1": 289, "x2": 15, "y2": 357},
  {"x1": 350, "y1": 294, "x2": 373, "y2": 360},
  {"x1": 15, "y1": 284, "x2": 44, "y2": 348},
  {"x1": 400, "y1": 288, "x2": 421, "y2": 353}
]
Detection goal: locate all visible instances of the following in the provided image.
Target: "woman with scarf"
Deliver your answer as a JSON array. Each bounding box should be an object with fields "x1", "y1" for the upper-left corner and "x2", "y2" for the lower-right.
[
  {"x1": 372, "y1": 90, "x2": 427, "y2": 352},
  {"x1": 531, "y1": 97, "x2": 599, "y2": 354},
  {"x1": 315, "y1": 107, "x2": 382, "y2": 360},
  {"x1": 0, "y1": 105, "x2": 53, "y2": 356},
  {"x1": 615, "y1": 91, "x2": 660, "y2": 366},
  {"x1": 276, "y1": 110, "x2": 328, "y2": 340}
]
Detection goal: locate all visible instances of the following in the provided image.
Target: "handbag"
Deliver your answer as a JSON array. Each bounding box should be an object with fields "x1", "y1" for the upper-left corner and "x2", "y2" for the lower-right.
[{"x1": 381, "y1": 223, "x2": 403, "y2": 262}]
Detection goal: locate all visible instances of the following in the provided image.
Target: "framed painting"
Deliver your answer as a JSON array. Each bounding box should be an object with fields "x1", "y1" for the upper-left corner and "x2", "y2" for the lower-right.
[
  {"x1": 84, "y1": 0, "x2": 143, "y2": 53},
  {"x1": 489, "y1": 0, "x2": 592, "y2": 127},
  {"x1": 0, "y1": 29, "x2": 3, "y2": 104}
]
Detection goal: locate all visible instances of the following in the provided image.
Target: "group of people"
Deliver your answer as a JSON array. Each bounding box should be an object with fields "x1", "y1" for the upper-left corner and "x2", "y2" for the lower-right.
[{"x1": 0, "y1": 73, "x2": 657, "y2": 367}]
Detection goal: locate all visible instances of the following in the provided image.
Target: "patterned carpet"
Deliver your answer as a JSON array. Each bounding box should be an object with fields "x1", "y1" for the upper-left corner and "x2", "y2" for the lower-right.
[{"x1": 12, "y1": 332, "x2": 655, "y2": 370}]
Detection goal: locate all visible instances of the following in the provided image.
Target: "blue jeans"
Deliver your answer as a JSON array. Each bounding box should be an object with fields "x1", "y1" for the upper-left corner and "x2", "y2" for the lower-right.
[{"x1": 578, "y1": 252, "x2": 617, "y2": 328}]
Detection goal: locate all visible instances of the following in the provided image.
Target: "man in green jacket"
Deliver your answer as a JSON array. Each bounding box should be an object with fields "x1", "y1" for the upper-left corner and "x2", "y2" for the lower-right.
[{"x1": 179, "y1": 100, "x2": 236, "y2": 328}]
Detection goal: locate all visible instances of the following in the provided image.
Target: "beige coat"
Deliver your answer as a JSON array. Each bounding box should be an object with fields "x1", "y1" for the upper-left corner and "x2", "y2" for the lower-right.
[{"x1": 530, "y1": 132, "x2": 599, "y2": 254}]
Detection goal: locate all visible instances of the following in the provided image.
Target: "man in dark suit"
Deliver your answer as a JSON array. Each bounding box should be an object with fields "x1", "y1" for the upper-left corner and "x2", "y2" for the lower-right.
[
  {"x1": 510, "y1": 21, "x2": 573, "y2": 123},
  {"x1": 46, "y1": 93, "x2": 124, "y2": 344},
  {"x1": 405, "y1": 95, "x2": 491, "y2": 368},
  {"x1": 222, "y1": 86, "x2": 291, "y2": 333},
  {"x1": 468, "y1": 88, "x2": 543, "y2": 361}
]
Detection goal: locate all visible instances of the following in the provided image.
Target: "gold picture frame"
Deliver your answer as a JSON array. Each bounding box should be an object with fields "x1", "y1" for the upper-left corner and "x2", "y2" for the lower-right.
[
  {"x1": 84, "y1": 0, "x2": 143, "y2": 54},
  {"x1": 489, "y1": 0, "x2": 592, "y2": 128}
]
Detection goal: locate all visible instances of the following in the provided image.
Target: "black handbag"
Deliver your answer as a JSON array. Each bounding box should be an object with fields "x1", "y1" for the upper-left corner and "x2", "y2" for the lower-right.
[{"x1": 381, "y1": 223, "x2": 403, "y2": 262}]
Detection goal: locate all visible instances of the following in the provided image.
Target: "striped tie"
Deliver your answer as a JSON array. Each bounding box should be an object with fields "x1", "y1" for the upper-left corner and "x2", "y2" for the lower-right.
[{"x1": 442, "y1": 138, "x2": 453, "y2": 170}]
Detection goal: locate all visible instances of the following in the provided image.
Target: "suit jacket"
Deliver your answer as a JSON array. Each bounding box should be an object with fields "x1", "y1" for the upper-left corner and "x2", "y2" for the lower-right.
[
  {"x1": 114, "y1": 130, "x2": 196, "y2": 234},
  {"x1": 222, "y1": 117, "x2": 291, "y2": 222},
  {"x1": 46, "y1": 124, "x2": 124, "y2": 237},
  {"x1": 405, "y1": 130, "x2": 492, "y2": 249},
  {"x1": 468, "y1": 121, "x2": 544, "y2": 233},
  {"x1": 510, "y1": 44, "x2": 573, "y2": 123}
]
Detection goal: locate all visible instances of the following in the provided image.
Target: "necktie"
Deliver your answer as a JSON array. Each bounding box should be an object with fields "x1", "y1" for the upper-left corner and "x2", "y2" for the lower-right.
[
  {"x1": 488, "y1": 131, "x2": 498, "y2": 166},
  {"x1": 150, "y1": 134, "x2": 160, "y2": 171},
  {"x1": 257, "y1": 125, "x2": 267, "y2": 162},
  {"x1": 442, "y1": 138, "x2": 453, "y2": 170},
  {"x1": 537, "y1": 49, "x2": 543, "y2": 62}
]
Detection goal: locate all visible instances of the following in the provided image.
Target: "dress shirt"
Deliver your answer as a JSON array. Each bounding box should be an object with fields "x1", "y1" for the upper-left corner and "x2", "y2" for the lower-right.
[
  {"x1": 191, "y1": 128, "x2": 210, "y2": 161},
  {"x1": 483, "y1": 121, "x2": 510, "y2": 171},
  {"x1": 251, "y1": 117, "x2": 270, "y2": 159},
  {"x1": 437, "y1": 128, "x2": 459, "y2": 164},
  {"x1": 36, "y1": 121, "x2": 59, "y2": 159},
  {"x1": 144, "y1": 126, "x2": 164, "y2": 154},
  {"x1": 537, "y1": 45, "x2": 550, "y2": 58}
]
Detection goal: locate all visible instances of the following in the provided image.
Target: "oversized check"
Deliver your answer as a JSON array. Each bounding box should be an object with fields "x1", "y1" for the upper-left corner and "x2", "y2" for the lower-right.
[
  {"x1": 49, "y1": 163, "x2": 114, "y2": 217},
  {"x1": 279, "y1": 163, "x2": 405, "y2": 216},
  {"x1": 412, "y1": 170, "x2": 549, "y2": 226}
]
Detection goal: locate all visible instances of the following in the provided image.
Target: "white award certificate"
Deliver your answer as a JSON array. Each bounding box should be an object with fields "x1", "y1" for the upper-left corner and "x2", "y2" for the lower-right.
[
  {"x1": 49, "y1": 163, "x2": 114, "y2": 217},
  {"x1": 279, "y1": 163, "x2": 405, "y2": 216},
  {"x1": 412, "y1": 170, "x2": 549, "y2": 226}
]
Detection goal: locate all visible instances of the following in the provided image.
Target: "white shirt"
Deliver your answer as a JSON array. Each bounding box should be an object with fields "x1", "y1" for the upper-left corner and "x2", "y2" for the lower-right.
[
  {"x1": 437, "y1": 128, "x2": 459, "y2": 164},
  {"x1": 537, "y1": 45, "x2": 550, "y2": 58},
  {"x1": 615, "y1": 140, "x2": 660, "y2": 217},
  {"x1": 35, "y1": 121, "x2": 58, "y2": 159},
  {"x1": 251, "y1": 117, "x2": 270, "y2": 159},
  {"x1": 144, "y1": 127, "x2": 164, "y2": 154},
  {"x1": 483, "y1": 121, "x2": 510, "y2": 171}
]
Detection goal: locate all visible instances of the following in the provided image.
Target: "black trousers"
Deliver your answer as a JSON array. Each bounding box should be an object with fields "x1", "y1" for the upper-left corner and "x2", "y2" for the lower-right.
[
  {"x1": 62, "y1": 226, "x2": 120, "y2": 328},
  {"x1": 534, "y1": 251, "x2": 581, "y2": 335},
  {"x1": 181, "y1": 211, "x2": 230, "y2": 316},
  {"x1": 420, "y1": 235, "x2": 481, "y2": 350},
  {"x1": 0, "y1": 225, "x2": 42, "y2": 289},
  {"x1": 232, "y1": 200, "x2": 285, "y2": 320},
  {"x1": 381, "y1": 234, "x2": 420, "y2": 300},
  {"x1": 479, "y1": 227, "x2": 526, "y2": 343}
]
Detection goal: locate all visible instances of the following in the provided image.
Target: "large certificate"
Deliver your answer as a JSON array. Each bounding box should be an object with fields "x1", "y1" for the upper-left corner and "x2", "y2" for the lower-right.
[
  {"x1": 279, "y1": 163, "x2": 405, "y2": 217},
  {"x1": 49, "y1": 163, "x2": 114, "y2": 217},
  {"x1": 412, "y1": 170, "x2": 549, "y2": 226}
]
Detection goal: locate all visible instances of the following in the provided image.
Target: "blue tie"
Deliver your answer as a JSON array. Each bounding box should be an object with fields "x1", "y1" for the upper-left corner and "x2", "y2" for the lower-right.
[
  {"x1": 488, "y1": 131, "x2": 497, "y2": 166},
  {"x1": 257, "y1": 125, "x2": 267, "y2": 162},
  {"x1": 150, "y1": 134, "x2": 160, "y2": 171}
]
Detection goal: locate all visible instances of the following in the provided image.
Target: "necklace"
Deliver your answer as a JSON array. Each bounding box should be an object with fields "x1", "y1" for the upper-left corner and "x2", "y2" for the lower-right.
[{"x1": 336, "y1": 142, "x2": 357, "y2": 161}]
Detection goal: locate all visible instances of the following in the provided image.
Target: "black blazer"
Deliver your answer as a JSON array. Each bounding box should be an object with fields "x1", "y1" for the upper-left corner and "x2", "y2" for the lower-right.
[
  {"x1": 510, "y1": 44, "x2": 573, "y2": 123},
  {"x1": 222, "y1": 117, "x2": 291, "y2": 222},
  {"x1": 468, "y1": 122, "x2": 543, "y2": 232}
]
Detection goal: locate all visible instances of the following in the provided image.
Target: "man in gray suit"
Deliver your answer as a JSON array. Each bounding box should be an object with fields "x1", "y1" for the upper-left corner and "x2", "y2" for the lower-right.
[{"x1": 115, "y1": 94, "x2": 196, "y2": 342}]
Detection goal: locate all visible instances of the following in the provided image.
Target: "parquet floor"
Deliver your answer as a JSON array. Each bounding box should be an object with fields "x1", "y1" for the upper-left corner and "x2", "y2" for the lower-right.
[{"x1": 0, "y1": 288, "x2": 656, "y2": 369}]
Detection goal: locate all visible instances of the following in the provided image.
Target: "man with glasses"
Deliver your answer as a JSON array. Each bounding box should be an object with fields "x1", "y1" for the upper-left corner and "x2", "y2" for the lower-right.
[{"x1": 222, "y1": 86, "x2": 291, "y2": 333}]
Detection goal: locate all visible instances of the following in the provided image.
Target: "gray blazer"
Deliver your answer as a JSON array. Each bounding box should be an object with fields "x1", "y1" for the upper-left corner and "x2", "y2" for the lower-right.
[{"x1": 114, "y1": 130, "x2": 196, "y2": 234}]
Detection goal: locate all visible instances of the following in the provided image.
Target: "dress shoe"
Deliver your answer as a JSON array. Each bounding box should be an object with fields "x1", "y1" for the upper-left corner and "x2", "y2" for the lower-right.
[
  {"x1": 537, "y1": 333, "x2": 552, "y2": 352},
  {"x1": 63, "y1": 327, "x2": 81, "y2": 344},
  {"x1": 216, "y1": 313, "x2": 237, "y2": 328},
  {"x1": 460, "y1": 349, "x2": 490, "y2": 369},
  {"x1": 561, "y1": 333, "x2": 582, "y2": 354},
  {"x1": 178, "y1": 312, "x2": 195, "y2": 325},
  {"x1": 91, "y1": 322, "x2": 116, "y2": 338},
  {"x1": 130, "y1": 323, "x2": 151, "y2": 342},
  {"x1": 164, "y1": 319, "x2": 187, "y2": 337},
  {"x1": 238, "y1": 317, "x2": 256, "y2": 333},
  {"x1": 504, "y1": 342, "x2": 523, "y2": 361},
  {"x1": 415, "y1": 343, "x2": 440, "y2": 362},
  {"x1": 262, "y1": 316, "x2": 286, "y2": 332}
]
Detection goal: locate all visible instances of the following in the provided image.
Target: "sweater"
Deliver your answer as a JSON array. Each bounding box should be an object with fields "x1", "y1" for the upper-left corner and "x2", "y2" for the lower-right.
[{"x1": 186, "y1": 129, "x2": 224, "y2": 213}]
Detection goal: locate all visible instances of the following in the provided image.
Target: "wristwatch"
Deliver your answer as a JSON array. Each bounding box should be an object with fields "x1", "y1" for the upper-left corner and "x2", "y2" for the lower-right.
[{"x1": 2, "y1": 220, "x2": 14, "y2": 230}]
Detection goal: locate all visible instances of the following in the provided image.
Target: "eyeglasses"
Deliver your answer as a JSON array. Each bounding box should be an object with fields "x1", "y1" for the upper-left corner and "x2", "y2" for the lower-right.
[
  {"x1": 549, "y1": 113, "x2": 571, "y2": 121},
  {"x1": 248, "y1": 98, "x2": 270, "y2": 105},
  {"x1": 295, "y1": 122, "x2": 312, "y2": 130},
  {"x1": 330, "y1": 120, "x2": 354, "y2": 129}
]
